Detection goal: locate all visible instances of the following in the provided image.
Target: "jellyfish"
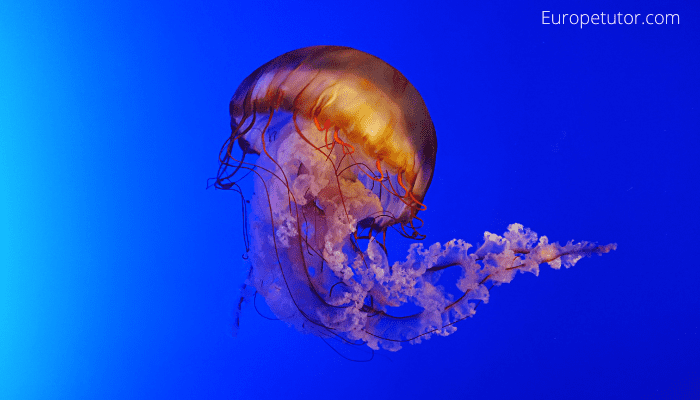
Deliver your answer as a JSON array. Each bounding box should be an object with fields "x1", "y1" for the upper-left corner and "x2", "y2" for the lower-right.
[{"x1": 213, "y1": 46, "x2": 616, "y2": 351}]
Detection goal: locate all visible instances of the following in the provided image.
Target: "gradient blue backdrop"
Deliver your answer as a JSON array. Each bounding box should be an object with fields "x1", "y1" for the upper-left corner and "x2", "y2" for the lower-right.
[{"x1": 1, "y1": 1, "x2": 698, "y2": 399}]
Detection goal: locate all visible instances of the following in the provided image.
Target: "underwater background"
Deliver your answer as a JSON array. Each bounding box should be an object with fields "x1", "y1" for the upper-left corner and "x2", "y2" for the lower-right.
[{"x1": 1, "y1": 1, "x2": 698, "y2": 399}]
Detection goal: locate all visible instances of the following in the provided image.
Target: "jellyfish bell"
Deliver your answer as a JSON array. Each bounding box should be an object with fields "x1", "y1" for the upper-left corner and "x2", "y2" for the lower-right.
[
  {"x1": 225, "y1": 45, "x2": 436, "y2": 231},
  {"x1": 216, "y1": 46, "x2": 616, "y2": 352}
]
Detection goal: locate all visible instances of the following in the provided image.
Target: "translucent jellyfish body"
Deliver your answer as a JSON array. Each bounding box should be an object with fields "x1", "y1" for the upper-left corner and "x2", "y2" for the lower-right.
[{"x1": 214, "y1": 46, "x2": 616, "y2": 351}]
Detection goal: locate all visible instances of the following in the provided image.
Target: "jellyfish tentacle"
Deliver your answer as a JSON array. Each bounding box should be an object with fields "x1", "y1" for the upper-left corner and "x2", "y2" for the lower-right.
[
  {"x1": 333, "y1": 128, "x2": 355, "y2": 155},
  {"x1": 217, "y1": 107, "x2": 359, "y2": 331},
  {"x1": 231, "y1": 123, "x2": 348, "y2": 330},
  {"x1": 357, "y1": 236, "x2": 616, "y2": 346}
]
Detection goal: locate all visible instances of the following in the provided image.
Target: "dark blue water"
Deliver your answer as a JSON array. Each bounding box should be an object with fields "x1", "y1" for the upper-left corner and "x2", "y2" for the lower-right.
[{"x1": 1, "y1": 1, "x2": 698, "y2": 399}]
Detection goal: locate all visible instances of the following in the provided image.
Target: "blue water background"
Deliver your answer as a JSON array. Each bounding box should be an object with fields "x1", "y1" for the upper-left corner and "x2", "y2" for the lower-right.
[{"x1": 1, "y1": 1, "x2": 698, "y2": 399}]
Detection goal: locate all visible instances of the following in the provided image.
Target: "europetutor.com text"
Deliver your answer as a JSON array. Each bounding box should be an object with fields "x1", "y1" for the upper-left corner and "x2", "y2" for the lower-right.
[{"x1": 542, "y1": 11, "x2": 679, "y2": 28}]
